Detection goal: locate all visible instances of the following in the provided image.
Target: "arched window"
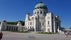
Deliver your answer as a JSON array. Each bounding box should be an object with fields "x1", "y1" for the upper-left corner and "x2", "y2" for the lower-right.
[
  {"x1": 40, "y1": 11, "x2": 42, "y2": 14},
  {"x1": 30, "y1": 22, "x2": 32, "y2": 25},
  {"x1": 43, "y1": 11, "x2": 46, "y2": 16},
  {"x1": 35, "y1": 12, "x2": 36, "y2": 14},
  {"x1": 48, "y1": 21, "x2": 49, "y2": 24},
  {"x1": 48, "y1": 29, "x2": 50, "y2": 32},
  {"x1": 35, "y1": 17, "x2": 37, "y2": 20},
  {"x1": 48, "y1": 21, "x2": 50, "y2": 27}
]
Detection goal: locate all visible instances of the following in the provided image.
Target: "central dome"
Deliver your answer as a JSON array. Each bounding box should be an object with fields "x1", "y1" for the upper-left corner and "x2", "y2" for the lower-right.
[{"x1": 34, "y1": 2, "x2": 47, "y2": 9}]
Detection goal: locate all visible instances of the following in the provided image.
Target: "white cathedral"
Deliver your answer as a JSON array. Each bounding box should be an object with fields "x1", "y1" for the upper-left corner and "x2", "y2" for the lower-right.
[
  {"x1": 25, "y1": 2, "x2": 61, "y2": 33},
  {"x1": 0, "y1": 2, "x2": 61, "y2": 33}
]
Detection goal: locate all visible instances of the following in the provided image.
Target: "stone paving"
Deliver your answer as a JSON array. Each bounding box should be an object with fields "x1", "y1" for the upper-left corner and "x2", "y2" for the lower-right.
[{"x1": 1, "y1": 31, "x2": 71, "y2": 40}]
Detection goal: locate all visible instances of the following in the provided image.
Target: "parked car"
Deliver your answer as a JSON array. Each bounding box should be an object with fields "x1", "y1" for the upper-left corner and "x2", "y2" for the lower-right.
[{"x1": 0, "y1": 31, "x2": 3, "y2": 39}]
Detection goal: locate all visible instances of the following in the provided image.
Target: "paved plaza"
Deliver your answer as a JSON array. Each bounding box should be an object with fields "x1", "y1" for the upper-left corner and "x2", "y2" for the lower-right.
[{"x1": 1, "y1": 31, "x2": 71, "y2": 40}]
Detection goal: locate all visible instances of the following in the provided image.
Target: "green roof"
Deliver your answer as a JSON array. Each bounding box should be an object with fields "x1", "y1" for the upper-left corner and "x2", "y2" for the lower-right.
[
  {"x1": 7, "y1": 21, "x2": 25, "y2": 26},
  {"x1": 35, "y1": 2, "x2": 47, "y2": 9}
]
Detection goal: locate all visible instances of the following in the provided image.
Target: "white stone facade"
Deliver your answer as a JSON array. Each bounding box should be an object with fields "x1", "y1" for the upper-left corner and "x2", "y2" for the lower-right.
[{"x1": 25, "y1": 2, "x2": 61, "y2": 33}]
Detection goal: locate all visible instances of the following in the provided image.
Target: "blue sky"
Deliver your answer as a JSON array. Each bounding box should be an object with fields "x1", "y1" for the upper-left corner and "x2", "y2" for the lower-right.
[{"x1": 0, "y1": 0, "x2": 71, "y2": 28}]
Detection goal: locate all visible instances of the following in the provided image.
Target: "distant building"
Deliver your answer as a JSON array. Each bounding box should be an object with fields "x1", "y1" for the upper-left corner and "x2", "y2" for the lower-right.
[{"x1": 0, "y1": 2, "x2": 61, "y2": 33}]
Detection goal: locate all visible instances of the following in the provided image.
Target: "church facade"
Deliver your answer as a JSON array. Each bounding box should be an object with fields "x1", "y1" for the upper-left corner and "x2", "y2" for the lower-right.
[
  {"x1": 0, "y1": 2, "x2": 61, "y2": 33},
  {"x1": 25, "y1": 2, "x2": 61, "y2": 33}
]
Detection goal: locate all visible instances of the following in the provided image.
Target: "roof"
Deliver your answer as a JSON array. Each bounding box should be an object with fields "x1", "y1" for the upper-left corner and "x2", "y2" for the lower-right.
[{"x1": 34, "y1": 2, "x2": 47, "y2": 9}]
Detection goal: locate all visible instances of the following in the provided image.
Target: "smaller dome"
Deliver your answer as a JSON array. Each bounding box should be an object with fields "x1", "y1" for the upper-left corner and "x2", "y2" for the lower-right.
[
  {"x1": 3, "y1": 20, "x2": 7, "y2": 22},
  {"x1": 35, "y1": 2, "x2": 47, "y2": 9}
]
